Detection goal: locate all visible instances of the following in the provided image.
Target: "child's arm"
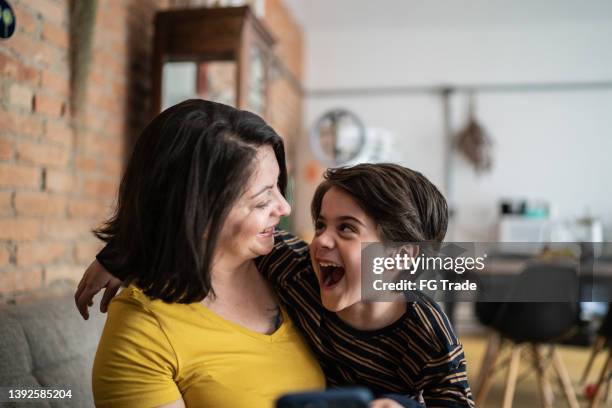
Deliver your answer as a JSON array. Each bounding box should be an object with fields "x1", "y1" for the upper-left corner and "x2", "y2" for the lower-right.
[
  {"x1": 252, "y1": 229, "x2": 327, "y2": 359},
  {"x1": 254, "y1": 229, "x2": 313, "y2": 287},
  {"x1": 406, "y1": 300, "x2": 475, "y2": 407},
  {"x1": 418, "y1": 344, "x2": 473, "y2": 407}
]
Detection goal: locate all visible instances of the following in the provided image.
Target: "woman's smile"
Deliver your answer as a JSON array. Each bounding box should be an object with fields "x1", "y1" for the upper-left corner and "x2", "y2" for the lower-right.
[{"x1": 257, "y1": 224, "x2": 278, "y2": 238}]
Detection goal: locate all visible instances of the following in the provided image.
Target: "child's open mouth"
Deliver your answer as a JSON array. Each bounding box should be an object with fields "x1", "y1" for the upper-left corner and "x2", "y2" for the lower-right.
[{"x1": 318, "y1": 261, "x2": 345, "y2": 288}]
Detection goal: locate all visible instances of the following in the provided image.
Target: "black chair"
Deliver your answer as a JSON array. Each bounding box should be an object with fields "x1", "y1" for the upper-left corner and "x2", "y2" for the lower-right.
[
  {"x1": 476, "y1": 301, "x2": 503, "y2": 327},
  {"x1": 582, "y1": 304, "x2": 612, "y2": 407},
  {"x1": 475, "y1": 262, "x2": 581, "y2": 408},
  {"x1": 473, "y1": 302, "x2": 503, "y2": 401}
]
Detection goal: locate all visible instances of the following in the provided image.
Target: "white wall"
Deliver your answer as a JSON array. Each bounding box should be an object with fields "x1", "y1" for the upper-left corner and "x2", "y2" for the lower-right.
[{"x1": 293, "y1": 20, "x2": 612, "y2": 241}]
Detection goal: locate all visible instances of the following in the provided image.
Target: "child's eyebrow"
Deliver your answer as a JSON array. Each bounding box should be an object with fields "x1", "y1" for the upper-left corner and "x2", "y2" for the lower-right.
[{"x1": 336, "y1": 215, "x2": 366, "y2": 227}]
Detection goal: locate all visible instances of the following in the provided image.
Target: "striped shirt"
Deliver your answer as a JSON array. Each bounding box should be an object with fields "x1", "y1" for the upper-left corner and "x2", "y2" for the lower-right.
[{"x1": 254, "y1": 231, "x2": 474, "y2": 407}]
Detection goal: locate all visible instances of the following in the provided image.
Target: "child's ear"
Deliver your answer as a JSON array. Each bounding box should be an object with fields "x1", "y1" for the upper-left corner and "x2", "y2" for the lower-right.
[{"x1": 396, "y1": 244, "x2": 420, "y2": 259}]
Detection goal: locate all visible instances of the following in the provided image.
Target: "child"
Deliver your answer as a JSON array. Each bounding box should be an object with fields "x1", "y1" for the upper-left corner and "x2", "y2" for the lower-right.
[{"x1": 255, "y1": 163, "x2": 473, "y2": 407}]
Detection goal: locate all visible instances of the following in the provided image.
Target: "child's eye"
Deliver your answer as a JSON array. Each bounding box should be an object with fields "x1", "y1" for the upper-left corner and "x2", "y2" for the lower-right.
[
  {"x1": 338, "y1": 223, "x2": 356, "y2": 233},
  {"x1": 314, "y1": 220, "x2": 326, "y2": 231}
]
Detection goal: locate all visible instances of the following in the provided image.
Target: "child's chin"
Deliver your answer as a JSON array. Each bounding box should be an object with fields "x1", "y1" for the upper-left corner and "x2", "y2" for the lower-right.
[
  {"x1": 321, "y1": 297, "x2": 342, "y2": 312},
  {"x1": 322, "y1": 297, "x2": 352, "y2": 313}
]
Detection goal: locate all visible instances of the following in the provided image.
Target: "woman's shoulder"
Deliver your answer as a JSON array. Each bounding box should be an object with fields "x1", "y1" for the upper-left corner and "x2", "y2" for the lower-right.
[
  {"x1": 104, "y1": 286, "x2": 159, "y2": 333},
  {"x1": 99, "y1": 284, "x2": 179, "y2": 368},
  {"x1": 108, "y1": 284, "x2": 180, "y2": 325},
  {"x1": 112, "y1": 284, "x2": 155, "y2": 310},
  {"x1": 94, "y1": 286, "x2": 181, "y2": 407}
]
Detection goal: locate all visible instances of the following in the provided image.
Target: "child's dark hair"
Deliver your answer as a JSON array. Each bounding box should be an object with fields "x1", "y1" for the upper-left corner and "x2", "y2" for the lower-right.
[{"x1": 311, "y1": 163, "x2": 448, "y2": 243}]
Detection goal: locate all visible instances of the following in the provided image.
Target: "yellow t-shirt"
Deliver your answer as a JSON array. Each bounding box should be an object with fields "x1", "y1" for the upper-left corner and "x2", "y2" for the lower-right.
[{"x1": 93, "y1": 285, "x2": 325, "y2": 408}]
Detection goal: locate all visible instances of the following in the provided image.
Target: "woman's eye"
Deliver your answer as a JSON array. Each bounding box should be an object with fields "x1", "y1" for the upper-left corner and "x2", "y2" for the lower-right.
[{"x1": 256, "y1": 201, "x2": 271, "y2": 209}]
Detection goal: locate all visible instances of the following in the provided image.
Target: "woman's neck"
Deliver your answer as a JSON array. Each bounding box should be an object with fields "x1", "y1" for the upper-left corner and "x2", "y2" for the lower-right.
[
  {"x1": 205, "y1": 255, "x2": 256, "y2": 299},
  {"x1": 336, "y1": 300, "x2": 406, "y2": 331},
  {"x1": 211, "y1": 251, "x2": 253, "y2": 279}
]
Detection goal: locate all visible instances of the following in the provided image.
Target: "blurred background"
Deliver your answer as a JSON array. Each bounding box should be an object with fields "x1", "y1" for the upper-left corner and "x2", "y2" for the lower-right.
[{"x1": 1, "y1": 0, "x2": 612, "y2": 406}]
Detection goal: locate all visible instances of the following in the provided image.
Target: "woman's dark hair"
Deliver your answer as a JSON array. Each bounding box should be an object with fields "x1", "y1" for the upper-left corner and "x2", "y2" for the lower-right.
[
  {"x1": 311, "y1": 163, "x2": 447, "y2": 243},
  {"x1": 95, "y1": 99, "x2": 287, "y2": 303}
]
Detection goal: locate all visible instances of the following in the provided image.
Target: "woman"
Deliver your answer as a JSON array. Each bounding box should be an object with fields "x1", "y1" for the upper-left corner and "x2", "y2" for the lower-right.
[{"x1": 86, "y1": 99, "x2": 325, "y2": 407}]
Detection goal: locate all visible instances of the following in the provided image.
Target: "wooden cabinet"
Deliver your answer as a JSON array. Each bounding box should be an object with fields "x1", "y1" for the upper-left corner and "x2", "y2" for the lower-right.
[{"x1": 151, "y1": 6, "x2": 276, "y2": 118}]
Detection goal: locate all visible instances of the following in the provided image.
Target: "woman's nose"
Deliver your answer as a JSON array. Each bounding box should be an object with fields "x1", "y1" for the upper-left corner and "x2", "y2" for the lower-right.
[{"x1": 274, "y1": 193, "x2": 291, "y2": 217}]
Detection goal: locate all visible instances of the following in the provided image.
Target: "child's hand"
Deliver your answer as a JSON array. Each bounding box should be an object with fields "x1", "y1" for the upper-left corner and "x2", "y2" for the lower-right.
[
  {"x1": 369, "y1": 398, "x2": 405, "y2": 408},
  {"x1": 74, "y1": 259, "x2": 122, "y2": 319}
]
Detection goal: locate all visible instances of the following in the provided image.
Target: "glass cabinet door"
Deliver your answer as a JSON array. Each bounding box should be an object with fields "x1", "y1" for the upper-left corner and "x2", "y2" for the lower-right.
[{"x1": 162, "y1": 60, "x2": 237, "y2": 111}]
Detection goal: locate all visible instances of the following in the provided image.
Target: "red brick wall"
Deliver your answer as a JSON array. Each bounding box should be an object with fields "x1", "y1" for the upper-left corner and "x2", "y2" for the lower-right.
[{"x1": 0, "y1": 0, "x2": 168, "y2": 302}]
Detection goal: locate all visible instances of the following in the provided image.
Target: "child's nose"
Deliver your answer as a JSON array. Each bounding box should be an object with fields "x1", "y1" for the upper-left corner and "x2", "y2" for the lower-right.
[{"x1": 313, "y1": 230, "x2": 335, "y2": 250}]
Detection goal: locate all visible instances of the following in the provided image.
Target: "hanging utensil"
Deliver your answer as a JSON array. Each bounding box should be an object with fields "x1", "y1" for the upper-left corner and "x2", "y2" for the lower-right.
[{"x1": 455, "y1": 92, "x2": 493, "y2": 173}]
